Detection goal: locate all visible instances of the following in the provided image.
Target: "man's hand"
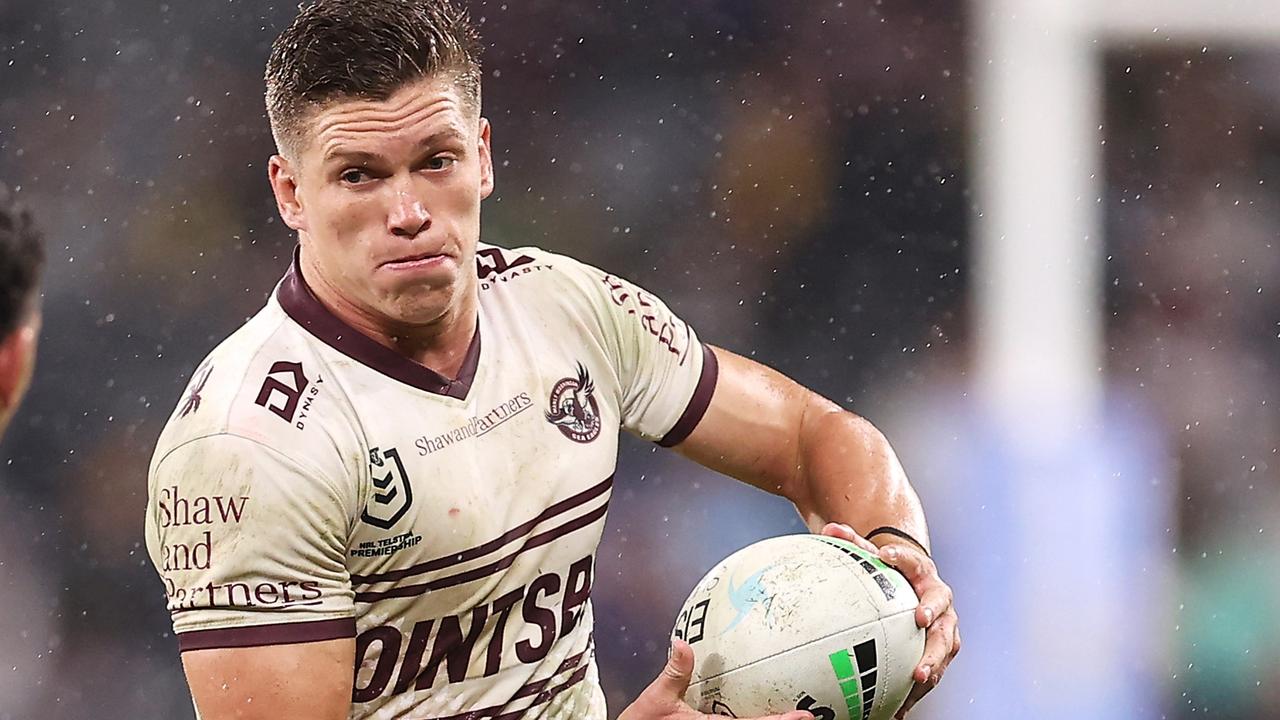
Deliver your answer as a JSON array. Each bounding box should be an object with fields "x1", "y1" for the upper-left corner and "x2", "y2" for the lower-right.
[
  {"x1": 819, "y1": 523, "x2": 960, "y2": 719},
  {"x1": 619, "y1": 639, "x2": 814, "y2": 720}
]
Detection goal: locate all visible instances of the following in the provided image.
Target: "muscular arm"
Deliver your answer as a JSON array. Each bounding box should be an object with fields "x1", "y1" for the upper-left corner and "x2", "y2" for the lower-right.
[
  {"x1": 182, "y1": 638, "x2": 355, "y2": 720},
  {"x1": 676, "y1": 345, "x2": 927, "y2": 549}
]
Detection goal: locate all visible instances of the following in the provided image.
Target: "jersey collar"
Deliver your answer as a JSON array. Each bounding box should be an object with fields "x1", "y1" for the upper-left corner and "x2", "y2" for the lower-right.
[{"x1": 276, "y1": 251, "x2": 481, "y2": 400}]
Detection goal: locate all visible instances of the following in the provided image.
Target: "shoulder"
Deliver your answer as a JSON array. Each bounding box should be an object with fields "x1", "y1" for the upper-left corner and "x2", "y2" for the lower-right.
[
  {"x1": 150, "y1": 298, "x2": 355, "y2": 483},
  {"x1": 475, "y1": 242, "x2": 635, "y2": 316},
  {"x1": 476, "y1": 243, "x2": 600, "y2": 289}
]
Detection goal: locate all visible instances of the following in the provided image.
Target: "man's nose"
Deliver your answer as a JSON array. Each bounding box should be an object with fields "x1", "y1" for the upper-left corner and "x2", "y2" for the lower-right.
[{"x1": 387, "y1": 187, "x2": 430, "y2": 238}]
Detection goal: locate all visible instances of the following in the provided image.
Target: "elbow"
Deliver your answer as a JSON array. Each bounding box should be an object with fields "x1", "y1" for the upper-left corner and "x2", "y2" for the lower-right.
[{"x1": 793, "y1": 404, "x2": 910, "y2": 513}]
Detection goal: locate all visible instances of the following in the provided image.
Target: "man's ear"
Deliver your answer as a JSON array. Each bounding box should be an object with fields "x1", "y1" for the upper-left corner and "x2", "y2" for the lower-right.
[
  {"x1": 269, "y1": 154, "x2": 307, "y2": 231},
  {"x1": 478, "y1": 117, "x2": 495, "y2": 200},
  {"x1": 0, "y1": 321, "x2": 37, "y2": 413}
]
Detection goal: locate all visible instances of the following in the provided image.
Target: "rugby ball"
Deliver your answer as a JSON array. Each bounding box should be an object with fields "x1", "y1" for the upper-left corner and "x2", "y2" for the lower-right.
[{"x1": 671, "y1": 534, "x2": 924, "y2": 720}]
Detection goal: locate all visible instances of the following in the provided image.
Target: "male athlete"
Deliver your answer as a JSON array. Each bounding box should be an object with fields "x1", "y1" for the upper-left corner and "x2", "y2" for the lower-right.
[
  {"x1": 0, "y1": 185, "x2": 43, "y2": 439},
  {"x1": 144, "y1": 2, "x2": 959, "y2": 719}
]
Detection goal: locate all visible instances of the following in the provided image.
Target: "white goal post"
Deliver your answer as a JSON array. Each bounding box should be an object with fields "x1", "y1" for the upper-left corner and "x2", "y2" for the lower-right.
[{"x1": 965, "y1": 1, "x2": 1279, "y2": 717}]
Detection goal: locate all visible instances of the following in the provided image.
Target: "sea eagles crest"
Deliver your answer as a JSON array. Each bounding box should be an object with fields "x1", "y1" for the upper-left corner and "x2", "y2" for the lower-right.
[{"x1": 545, "y1": 363, "x2": 602, "y2": 443}]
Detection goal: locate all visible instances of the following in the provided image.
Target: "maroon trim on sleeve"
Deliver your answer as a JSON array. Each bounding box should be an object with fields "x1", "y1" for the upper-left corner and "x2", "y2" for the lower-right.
[
  {"x1": 177, "y1": 617, "x2": 356, "y2": 652},
  {"x1": 657, "y1": 344, "x2": 720, "y2": 448}
]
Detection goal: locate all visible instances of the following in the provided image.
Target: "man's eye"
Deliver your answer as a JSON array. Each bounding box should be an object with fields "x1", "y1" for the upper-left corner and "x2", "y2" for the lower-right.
[
  {"x1": 427, "y1": 156, "x2": 457, "y2": 171},
  {"x1": 340, "y1": 168, "x2": 370, "y2": 184}
]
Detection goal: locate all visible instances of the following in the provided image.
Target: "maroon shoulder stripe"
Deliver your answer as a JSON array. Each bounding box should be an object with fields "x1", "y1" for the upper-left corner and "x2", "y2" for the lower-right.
[
  {"x1": 177, "y1": 617, "x2": 355, "y2": 652},
  {"x1": 421, "y1": 638, "x2": 593, "y2": 720},
  {"x1": 356, "y1": 502, "x2": 610, "y2": 603},
  {"x1": 657, "y1": 344, "x2": 720, "y2": 447},
  {"x1": 351, "y1": 475, "x2": 614, "y2": 586}
]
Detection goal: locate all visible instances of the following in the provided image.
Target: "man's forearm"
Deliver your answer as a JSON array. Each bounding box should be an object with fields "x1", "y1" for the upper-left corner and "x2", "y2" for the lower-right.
[{"x1": 791, "y1": 402, "x2": 929, "y2": 551}]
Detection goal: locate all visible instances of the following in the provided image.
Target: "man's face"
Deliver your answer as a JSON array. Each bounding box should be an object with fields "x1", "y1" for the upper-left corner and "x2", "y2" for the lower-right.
[{"x1": 269, "y1": 76, "x2": 494, "y2": 330}]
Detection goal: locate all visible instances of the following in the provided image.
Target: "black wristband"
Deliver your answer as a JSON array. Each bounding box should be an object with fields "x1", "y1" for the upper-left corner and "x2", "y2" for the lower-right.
[{"x1": 864, "y1": 526, "x2": 930, "y2": 558}]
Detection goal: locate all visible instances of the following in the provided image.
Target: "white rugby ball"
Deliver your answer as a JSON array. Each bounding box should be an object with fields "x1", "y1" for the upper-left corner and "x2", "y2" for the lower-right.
[{"x1": 671, "y1": 534, "x2": 924, "y2": 720}]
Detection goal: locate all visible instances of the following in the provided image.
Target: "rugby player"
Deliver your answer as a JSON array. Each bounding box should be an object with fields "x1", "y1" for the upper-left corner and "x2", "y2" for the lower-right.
[
  {"x1": 144, "y1": 2, "x2": 959, "y2": 718},
  {"x1": 0, "y1": 185, "x2": 43, "y2": 439}
]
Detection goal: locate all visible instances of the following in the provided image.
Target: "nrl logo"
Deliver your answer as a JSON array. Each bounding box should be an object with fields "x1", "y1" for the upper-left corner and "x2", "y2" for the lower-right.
[
  {"x1": 545, "y1": 363, "x2": 601, "y2": 443},
  {"x1": 362, "y1": 447, "x2": 413, "y2": 529}
]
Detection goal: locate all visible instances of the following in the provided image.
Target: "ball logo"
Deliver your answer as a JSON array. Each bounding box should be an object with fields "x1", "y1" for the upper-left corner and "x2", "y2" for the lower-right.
[
  {"x1": 814, "y1": 536, "x2": 899, "y2": 601},
  {"x1": 710, "y1": 700, "x2": 738, "y2": 717},
  {"x1": 544, "y1": 363, "x2": 601, "y2": 443},
  {"x1": 708, "y1": 696, "x2": 832, "y2": 720},
  {"x1": 829, "y1": 640, "x2": 879, "y2": 720},
  {"x1": 361, "y1": 447, "x2": 413, "y2": 529},
  {"x1": 724, "y1": 567, "x2": 771, "y2": 634},
  {"x1": 797, "y1": 694, "x2": 836, "y2": 720}
]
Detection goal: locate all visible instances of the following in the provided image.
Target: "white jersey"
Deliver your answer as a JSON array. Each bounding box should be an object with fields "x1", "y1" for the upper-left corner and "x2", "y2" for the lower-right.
[{"x1": 144, "y1": 244, "x2": 717, "y2": 719}]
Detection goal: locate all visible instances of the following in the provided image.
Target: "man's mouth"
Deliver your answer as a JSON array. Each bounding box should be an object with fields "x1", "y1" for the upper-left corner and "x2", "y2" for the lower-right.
[{"x1": 380, "y1": 251, "x2": 451, "y2": 269}]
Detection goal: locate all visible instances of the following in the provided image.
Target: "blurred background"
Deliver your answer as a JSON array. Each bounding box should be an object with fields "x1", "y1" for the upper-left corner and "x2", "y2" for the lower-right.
[{"x1": 1, "y1": 0, "x2": 1278, "y2": 717}]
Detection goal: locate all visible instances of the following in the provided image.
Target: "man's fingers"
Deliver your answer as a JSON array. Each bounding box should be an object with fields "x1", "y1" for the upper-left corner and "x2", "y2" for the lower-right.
[
  {"x1": 878, "y1": 543, "x2": 930, "y2": 581},
  {"x1": 874, "y1": 544, "x2": 957, "y2": 719},
  {"x1": 640, "y1": 643, "x2": 814, "y2": 720},
  {"x1": 645, "y1": 639, "x2": 696, "y2": 702},
  {"x1": 894, "y1": 679, "x2": 932, "y2": 719},
  {"x1": 913, "y1": 609, "x2": 957, "y2": 682},
  {"x1": 819, "y1": 523, "x2": 878, "y2": 553},
  {"x1": 877, "y1": 544, "x2": 951, "y2": 629},
  {"x1": 912, "y1": 582, "x2": 953, "y2": 629}
]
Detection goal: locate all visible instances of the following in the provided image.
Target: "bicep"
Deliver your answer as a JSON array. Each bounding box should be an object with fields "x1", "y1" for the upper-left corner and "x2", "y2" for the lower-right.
[
  {"x1": 183, "y1": 638, "x2": 355, "y2": 720},
  {"x1": 673, "y1": 345, "x2": 838, "y2": 498}
]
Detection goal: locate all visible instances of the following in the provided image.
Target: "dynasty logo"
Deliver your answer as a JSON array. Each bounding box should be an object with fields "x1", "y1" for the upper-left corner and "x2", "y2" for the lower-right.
[{"x1": 545, "y1": 363, "x2": 601, "y2": 443}]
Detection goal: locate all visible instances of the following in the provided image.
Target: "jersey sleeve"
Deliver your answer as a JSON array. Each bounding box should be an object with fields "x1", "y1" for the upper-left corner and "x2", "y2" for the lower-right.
[
  {"x1": 144, "y1": 433, "x2": 357, "y2": 651},
  {"x1": 565, "y1": 259, "x2": 719, "y2": 445}
]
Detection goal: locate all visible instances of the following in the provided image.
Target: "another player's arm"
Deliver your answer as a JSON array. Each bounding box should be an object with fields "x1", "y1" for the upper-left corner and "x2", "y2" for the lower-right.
[
  {"x1": 671, "y1": 345, "x2": 958, "y2": 717},
  {"x1": 182, "y1": 640, "x2": 354, "y2": 720}
]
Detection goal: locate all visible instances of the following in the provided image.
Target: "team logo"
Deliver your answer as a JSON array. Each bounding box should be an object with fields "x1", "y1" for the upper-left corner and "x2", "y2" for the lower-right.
[
  {"x1": 545, "y1": 363, "x2": 601, "y2": 443},
  {"x1": 361, "y1": 447, "x2": 413, "y2": 529},
  {"x1": 179, "y1": 363, "x2": 214, "y2": 418}
]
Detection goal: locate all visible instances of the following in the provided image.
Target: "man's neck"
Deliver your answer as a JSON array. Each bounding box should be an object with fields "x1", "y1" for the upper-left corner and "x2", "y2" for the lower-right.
[{"x1": 299, "y1": 256, "x2": 477, "y2": 382}]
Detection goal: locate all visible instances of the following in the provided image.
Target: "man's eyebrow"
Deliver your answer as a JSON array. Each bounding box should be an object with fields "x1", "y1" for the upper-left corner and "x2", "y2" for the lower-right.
[
  {"x1": 321, "y1": 129, "x2": 467, "y2": 164},
  {"x1": 322, "y1": 148, "x2": 384, "y2": 166},
  {"x1": 417, "y1": 128, "x2": 468, "y2": 148}
]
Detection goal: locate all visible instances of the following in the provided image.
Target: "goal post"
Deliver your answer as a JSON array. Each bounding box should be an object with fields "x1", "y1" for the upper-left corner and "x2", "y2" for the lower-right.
[{"x1": 963, "y1": 1, "x2": 1279, "y2": 717}]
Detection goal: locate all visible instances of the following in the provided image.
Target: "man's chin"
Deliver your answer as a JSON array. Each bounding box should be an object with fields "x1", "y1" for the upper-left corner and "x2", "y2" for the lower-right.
[
  {"x1": 368, "y1": 265, "x2": 474, "y2": 331},
  {"x1": 376, "y1": 291, "x2": 458, "y2": 330}
]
